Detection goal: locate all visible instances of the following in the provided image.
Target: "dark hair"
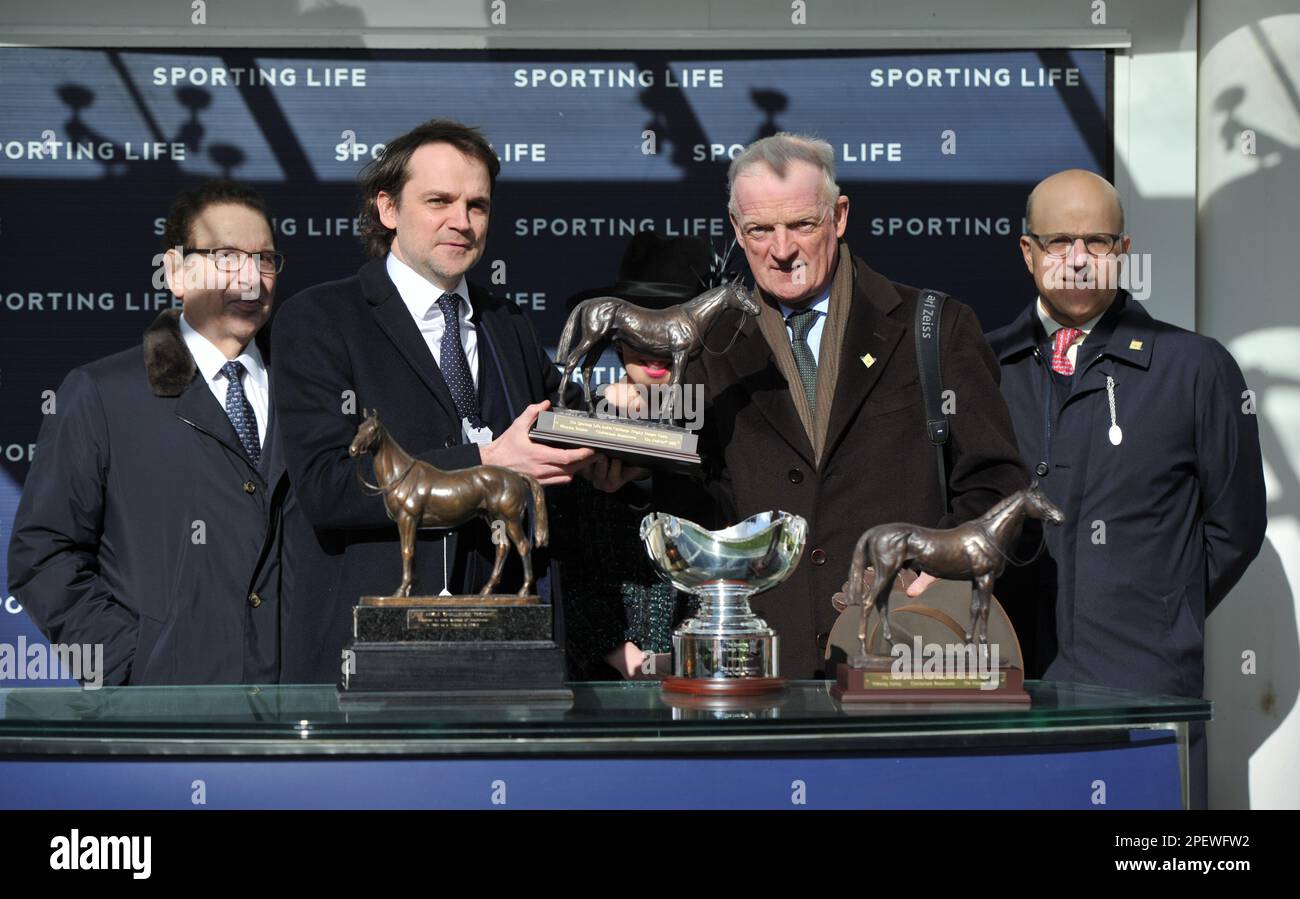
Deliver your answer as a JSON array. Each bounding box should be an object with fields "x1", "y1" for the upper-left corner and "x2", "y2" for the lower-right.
[
  {"x1": 161, "y1": 180, "x2": 270, "y2": 251},
  {"x1": 358, "y1": 118, "x2": 501, "y2": 259}
]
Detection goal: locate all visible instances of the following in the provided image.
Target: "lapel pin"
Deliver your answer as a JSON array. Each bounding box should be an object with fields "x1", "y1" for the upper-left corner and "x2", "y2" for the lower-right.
[
  {"x1": 861, "y1": 353, "x2": 876, "y2": 368},
  {"x1": 1129, "y1": 340, "x2": 1143, "y2": 351}
]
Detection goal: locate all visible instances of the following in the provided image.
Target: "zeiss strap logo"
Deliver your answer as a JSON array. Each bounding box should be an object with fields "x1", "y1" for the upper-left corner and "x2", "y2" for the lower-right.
[{"x1": 920, "y1": 294, "x2": 939, "y2": 342}]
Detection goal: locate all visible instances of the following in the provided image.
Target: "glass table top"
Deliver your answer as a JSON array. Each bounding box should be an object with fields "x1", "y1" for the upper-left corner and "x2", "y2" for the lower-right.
[{"x1": 0, "y1": 681, "x2": 1210, "y2": 755}]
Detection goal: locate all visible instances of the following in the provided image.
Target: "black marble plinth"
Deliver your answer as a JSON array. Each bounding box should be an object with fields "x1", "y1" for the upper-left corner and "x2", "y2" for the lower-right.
[{"x1": 341, "y1": 640, "x2": 571, "y2": 702}]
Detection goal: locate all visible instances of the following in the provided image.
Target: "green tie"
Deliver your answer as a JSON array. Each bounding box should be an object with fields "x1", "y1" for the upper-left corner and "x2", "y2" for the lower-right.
[{"x1": 787, "y1": 307, "x2": 820, "y2": 414}]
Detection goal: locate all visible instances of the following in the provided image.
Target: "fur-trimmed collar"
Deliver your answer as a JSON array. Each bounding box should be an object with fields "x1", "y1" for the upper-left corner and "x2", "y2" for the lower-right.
[
  {"x1": 143, "y1": 308, "x2": 272, "y2": 397},
  {"x1": 144, "y1": 308, "x2": 197, "y2": 397}
]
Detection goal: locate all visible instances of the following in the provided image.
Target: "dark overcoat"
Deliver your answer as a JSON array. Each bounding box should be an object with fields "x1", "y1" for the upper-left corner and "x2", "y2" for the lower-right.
[
  {"x1": 8, "y1": 309, "x2": 290, "y2": 685},
  {"x1": 987, "y1": 291, "x2": 1267, "y2": 698}
]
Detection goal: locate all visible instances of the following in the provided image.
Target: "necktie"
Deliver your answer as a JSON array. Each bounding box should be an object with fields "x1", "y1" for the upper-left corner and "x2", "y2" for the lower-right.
[
  {"x1": 787, "y1": 307, "x2": 820, "y2": 414},
  {"x1": 436, "y1": 292, "x2": 482, "y2": 428},
  {"x1": 1050, "y1": 327, "x2": 1084, "y2": 376},
  {"x1": 220, "y1": 360, "x2": 261, "y2": 466}
]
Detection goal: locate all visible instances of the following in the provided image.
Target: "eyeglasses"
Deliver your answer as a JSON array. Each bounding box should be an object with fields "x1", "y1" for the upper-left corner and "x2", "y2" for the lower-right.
[
  {"x1": 184, "y1": 247, "x2": 285, "y2": 274},
  {"x1": 1025, "y1": 233, "x2": 1124, "y2": 258}
]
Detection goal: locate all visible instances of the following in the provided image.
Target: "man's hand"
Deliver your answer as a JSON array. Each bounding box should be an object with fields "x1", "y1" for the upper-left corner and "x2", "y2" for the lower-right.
[
  {"x1": 906, "y1": 571, "x2": 939, "y2": 597},
  {"x1": 480, "y1": 400, "x2": 594, "y2": 485},
  {"x1": 582, "y1": 452, "x2": 650, "y2": 493},
  {"x1": 605, "y1": 642, "x2": 649, "y2": 679},
  {"x1": 831, "y1": 567, "x2": 934, "y2": 610}
]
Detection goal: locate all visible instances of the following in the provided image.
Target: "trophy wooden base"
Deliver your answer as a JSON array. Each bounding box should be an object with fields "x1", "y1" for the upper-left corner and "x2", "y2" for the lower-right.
[
  {"x1": 530, "y1": 409, "x2": 700, "y2": 472},
  {"x1": 662, "y1": 676, "x2": 787, "y2": 696},
  {"x1": 659, "y1": 689, "x2": 791, "y2": 716},
  {"x1": 830, "y1": 658, "x2": 1030, "y2": 705}
]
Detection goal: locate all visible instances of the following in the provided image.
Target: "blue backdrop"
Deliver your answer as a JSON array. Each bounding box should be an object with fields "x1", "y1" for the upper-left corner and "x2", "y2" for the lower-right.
[{"x1": 0, "y1": 48, "x2": 1110, "y2": 681}]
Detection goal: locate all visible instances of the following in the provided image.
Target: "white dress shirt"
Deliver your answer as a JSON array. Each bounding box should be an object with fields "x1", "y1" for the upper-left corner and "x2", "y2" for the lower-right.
[
  {"x1": 779, "y1": 285, "x2": 832, "y2": 367},
  {"x1": 386, "y1": 251, "x2": 478, "y2": 388},
  {"x1": 180, "y1": 312, "x2": 269, "y2": 447},
  {"x1": 1036, "y1": 297, "x2": 1103, "y2": 370}
]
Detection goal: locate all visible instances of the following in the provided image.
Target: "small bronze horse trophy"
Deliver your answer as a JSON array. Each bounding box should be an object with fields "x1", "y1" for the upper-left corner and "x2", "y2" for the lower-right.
[
  {"x1": 530, "y1": 281, "x2": 760, "y2": 469},
  {"x1": 340, "y1": 410, "x2": 571, "y2": 700},
  {"x1": 554, "y1": 280, "x2": 759, "y2": 419},
  {"x1": 844, "y1": 484, "x2": 1065, "y2": 666},
  {"x1": 348, "y1": 409, "x2": 547, "y2": 598}
]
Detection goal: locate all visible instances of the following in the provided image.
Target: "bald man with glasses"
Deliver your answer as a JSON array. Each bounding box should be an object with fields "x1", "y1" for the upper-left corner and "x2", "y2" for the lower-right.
[{"x1": 987, "y1": 169, "x2": 1267, "y2": 808}]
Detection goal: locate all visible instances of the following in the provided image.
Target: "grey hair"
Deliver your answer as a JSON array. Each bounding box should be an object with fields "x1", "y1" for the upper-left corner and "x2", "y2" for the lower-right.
[{"x1": 727, "y1": 132, "x2": 840, "y2": 219}]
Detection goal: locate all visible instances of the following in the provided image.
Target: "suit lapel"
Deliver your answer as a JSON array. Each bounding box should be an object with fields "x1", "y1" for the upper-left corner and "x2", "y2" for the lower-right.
[
  {"x1": 755, "y1": 297, "x2": 815, "y2": 434},
  {"x1": 361, "y1": 260, "x2": 459, "y2": 420},
  {"x1": 1070, "y1": 294, "x2": 1154, "y2": 411},
  {"x1": 148, "y1": 308, "x2": 273, "y2": 479},
  {"x1": 259, "y1": 410, "x2": 287, "y2": 485},
  {"x1": 821, "y1": 258, "x2": 906, "y2": 462},
  {"x1": 810, "y1": 242, "x2": 856, "y2": 464},
  {"x1": 254, "y1": 327, "x2": 286, "y2": 485},
  {"x1": 173, "y1": 375, "x2": 251, "y2": 466},
  {"x1": 722, "y1": 315, "x2": 816, "y2": 466},
  {"x1": 472, "y1": 291, "x2": 531, "y2": 420}
]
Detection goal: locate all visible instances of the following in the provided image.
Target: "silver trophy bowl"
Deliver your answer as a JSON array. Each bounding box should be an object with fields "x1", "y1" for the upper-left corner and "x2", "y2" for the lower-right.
[{"x1": 640, "y1": 511, "x2": 807, "y2": 689}]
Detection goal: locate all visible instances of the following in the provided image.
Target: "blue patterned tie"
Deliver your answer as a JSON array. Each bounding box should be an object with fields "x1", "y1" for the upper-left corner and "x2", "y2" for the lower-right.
[
  {"x1": 435, "y1": 292, "x2": 483, "y2": 428},
  {"x1": 220, "y1": 360, "x2": 261, "y2": 466}
]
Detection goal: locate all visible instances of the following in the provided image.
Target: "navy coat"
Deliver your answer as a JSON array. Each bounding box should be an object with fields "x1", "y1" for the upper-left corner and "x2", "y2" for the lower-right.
[
  {"x1": 270, "y1": 259, "x2": 566, "y2": 683},
  {"x1": 987, "y1": 291, "x2": 1267, "y2": 698},
  {"x1": 7, "y1": 309, "x2": 291, "y2": 685}
]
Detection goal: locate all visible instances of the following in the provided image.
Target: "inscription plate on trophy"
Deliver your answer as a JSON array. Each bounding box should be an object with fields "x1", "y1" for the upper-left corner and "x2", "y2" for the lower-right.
[{"x1": 532, "y1": 409, "x2": 700, "y2": 470}]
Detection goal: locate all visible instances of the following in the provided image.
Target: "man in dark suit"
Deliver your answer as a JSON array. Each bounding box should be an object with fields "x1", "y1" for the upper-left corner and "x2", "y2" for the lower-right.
[
  {"x1": 271, "y1": 119, "x2": 597, "y2": 683},
  {"x1": 986, "y1": 169, "x2": 1267, "y2": 807},
  {"x1": 613, "y1": 133, "x2": 1028, "y2": 679},
  {"x1": 8, "y1": 181, "x2": 290, "y2": 685}
]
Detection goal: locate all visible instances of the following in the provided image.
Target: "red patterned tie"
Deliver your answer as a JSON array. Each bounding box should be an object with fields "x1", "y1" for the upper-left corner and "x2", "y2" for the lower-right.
[{"x1": 1050, "y1": 327, "x2": 1084, "y2": 375}]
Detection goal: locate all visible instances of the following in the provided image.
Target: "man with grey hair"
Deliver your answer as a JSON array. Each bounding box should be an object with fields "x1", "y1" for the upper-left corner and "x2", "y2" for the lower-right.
[{"x1": 620, "y1": 132, "x2": 1028, "y2": 679}]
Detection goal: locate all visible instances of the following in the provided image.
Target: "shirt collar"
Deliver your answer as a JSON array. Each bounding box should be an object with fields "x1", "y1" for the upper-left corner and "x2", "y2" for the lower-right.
[
  {"x1": 386, "y1": 251, "x2": 472, "y2": 323},
  {"x1": 1036, "y1": 297, "x2": 1103, "y2": 339},
  {"x1": 179, "y1": 312, "x2": 267, "y2": 390},
  {"x1": 778, "y1": 285, "x2": 831, "y2": 321}
]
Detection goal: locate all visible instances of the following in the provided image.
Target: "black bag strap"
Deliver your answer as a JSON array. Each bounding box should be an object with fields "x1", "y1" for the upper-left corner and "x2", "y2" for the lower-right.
[{"x1": 915, "y1": 289, "x2": 951, "y2": 516}]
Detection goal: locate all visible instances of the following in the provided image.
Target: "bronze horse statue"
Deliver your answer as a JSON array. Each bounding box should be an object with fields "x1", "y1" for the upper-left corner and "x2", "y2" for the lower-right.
[
  {"x1": 348, "y1": 410, "x2": 548, "y2": 598},
  {"x1": 846, "y1": 484, "x2": 1065, "y2": 661},
  {"x1": 554, "y1": 281, "x2": 760, "y2": 421}
]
